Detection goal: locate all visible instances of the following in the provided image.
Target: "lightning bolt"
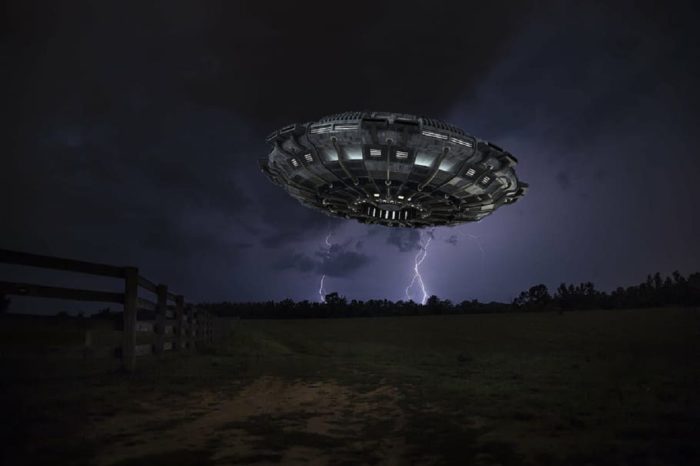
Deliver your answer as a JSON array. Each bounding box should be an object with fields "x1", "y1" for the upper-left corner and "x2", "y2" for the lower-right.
[
  {"x1": 319, "y1": 275, "x2": 326, "y2": 302},
  {"x1": 405, "y1": 229, "x2": 434, "y2": 305},
  {"x1": 319, "y1": 231, "x2": 332, "y2": 302}
]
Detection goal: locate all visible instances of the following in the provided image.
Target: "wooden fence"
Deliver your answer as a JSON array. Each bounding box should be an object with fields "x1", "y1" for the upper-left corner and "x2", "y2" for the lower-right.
[{"x1": 0, "y1": 248, "x2": 218, "y2": 371}]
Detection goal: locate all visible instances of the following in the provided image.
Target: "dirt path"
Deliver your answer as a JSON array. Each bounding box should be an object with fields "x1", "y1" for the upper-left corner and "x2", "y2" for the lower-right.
[{"x1": 91, "y1": 377, "x2": 407, "y2": 465}]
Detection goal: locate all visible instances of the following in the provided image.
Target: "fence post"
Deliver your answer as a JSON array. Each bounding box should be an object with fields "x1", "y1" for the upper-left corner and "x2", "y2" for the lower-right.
[
  {"x1": 175, "y1": 295, "x2": 184, "y2": 350},
  {"x1": 155, "y1": 284, "x2": 167, "y2": 354},
  {"x1": 122, "y1": 267, "x2": 138, "y2": 372}
]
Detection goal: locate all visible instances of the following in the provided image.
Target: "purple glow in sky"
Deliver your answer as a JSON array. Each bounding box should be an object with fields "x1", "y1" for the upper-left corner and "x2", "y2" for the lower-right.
[{"x1": 2, "y1": 1, "x2": 699, "y2": 310}]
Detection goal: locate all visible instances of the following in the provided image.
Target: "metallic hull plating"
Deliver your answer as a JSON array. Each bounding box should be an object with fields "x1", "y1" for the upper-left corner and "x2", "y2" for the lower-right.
[{"x1": 261, "y1": 112, "x2": 528, "y2": 228}]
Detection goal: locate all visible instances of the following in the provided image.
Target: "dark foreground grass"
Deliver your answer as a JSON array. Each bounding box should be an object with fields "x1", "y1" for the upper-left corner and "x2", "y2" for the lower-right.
[{"x1": 1, "y1": 308, "x2": 699, "y2": 465}]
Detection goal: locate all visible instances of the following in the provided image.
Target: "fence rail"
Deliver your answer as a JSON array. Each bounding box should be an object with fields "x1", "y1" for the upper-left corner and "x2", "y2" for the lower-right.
[{"x1": 0, "y1": 248, "x2": 219, "y2": 371}]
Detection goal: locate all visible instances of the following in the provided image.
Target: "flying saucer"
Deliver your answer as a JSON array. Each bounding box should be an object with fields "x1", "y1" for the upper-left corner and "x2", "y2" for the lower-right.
[{"x1": 261, "y1": 111, "x2": 527, "y2": 227}]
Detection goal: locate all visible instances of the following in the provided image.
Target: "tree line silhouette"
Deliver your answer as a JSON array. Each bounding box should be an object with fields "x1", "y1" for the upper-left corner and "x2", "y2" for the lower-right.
[
  {"x1": 1, "y1": 271, "x2": 698, "y2": 319},
  {"x1": 198, "y1": 271, "x2": 700, "y2": 319}
]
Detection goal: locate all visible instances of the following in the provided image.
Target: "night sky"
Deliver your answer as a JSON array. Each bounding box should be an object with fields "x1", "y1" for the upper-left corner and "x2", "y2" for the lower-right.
[{"x1": 2, "y1": 1, "x2": 699, "y2": 307}]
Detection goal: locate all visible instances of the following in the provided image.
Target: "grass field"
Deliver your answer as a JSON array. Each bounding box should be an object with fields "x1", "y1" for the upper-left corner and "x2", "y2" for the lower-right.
[{"x1": 1, "y1": 308, "x2": 699, "y2": 465}]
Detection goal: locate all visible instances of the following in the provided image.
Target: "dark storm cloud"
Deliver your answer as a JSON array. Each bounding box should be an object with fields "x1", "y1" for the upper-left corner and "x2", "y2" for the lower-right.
[
  {"x1": 365, "y1": 226, "x2": 385, "y2": 237},
  {"x1": 178, "y1": 1, "x2": 535, "y2": 125},
  {"x1": 319, "y1": 248, "x2": 373, "y2": 278},
  {"x1": 2, "y1": 0, "x2": 699, "y2": 305},
  {"x1": 257, "y1": 212, "x2": 340, "y2": 249},
  {"x1": 555, "y1": 171, "x2": 571, "y2": 191},
  {"x1": 277, "y1": 253, "x2": 316, "y2": 274},
  {"x1": 449, "y1": 2, "x2": 700, "y2": 152},
  {"x1": 441, "y1": 1, "x2": 700, "y2": 301},
  {"x1": 386, "y1": 229, "x2": 421, "y2": 252},
  {"x1": 5, "y1": 103, "x2": 256, "y2": 256},
  {"x1": 5, "y1": 0, "x2": 532, "y2": 126},
  {"x1": 278, "y1": 242, "x2": 372, "y2": 278}
]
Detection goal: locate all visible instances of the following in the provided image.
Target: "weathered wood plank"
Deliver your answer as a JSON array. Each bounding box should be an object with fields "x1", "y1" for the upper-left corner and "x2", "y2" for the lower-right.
[
  {"x1": 137, "y1": 275, "x2": 158, "y2": 293},
  {"x1": 0, "y1": 281, "x2": 124, "y2": 303},
  {"x1": 0, "y1": 248, "x2": 126, "y2": 278}
]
